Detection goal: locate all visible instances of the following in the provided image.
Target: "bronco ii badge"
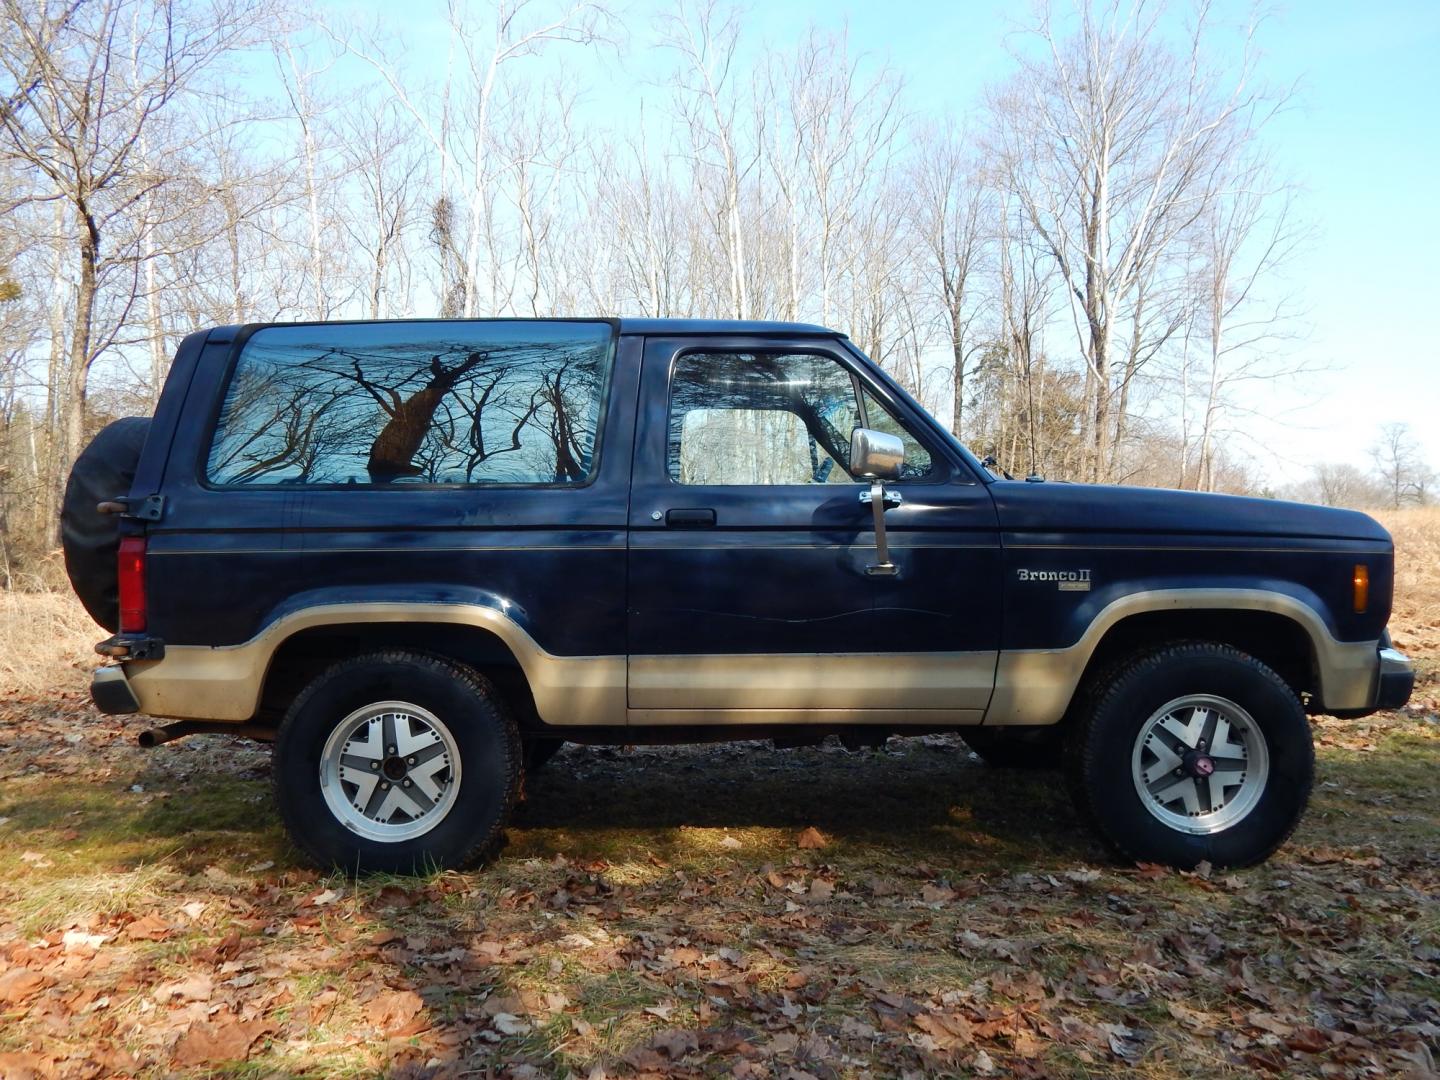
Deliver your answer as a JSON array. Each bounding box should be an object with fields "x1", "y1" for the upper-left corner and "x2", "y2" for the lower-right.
[{"x1": 1016, "y1": 568, "x2": 1092, "y2": 592}]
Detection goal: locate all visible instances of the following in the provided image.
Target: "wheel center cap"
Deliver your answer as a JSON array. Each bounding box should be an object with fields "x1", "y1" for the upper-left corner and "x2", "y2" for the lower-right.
[
  {"x1": 1184, "y1": 751, "x2": 1216, "y2": 778},
  {"x1": 382, "y1": 756, "x2": 408, "y2": 781}
]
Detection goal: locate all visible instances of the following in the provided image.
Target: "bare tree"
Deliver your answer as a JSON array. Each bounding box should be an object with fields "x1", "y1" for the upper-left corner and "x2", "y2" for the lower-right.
[
  {"x1": 782, "y1": 26, "x2": 903, "y2": 326},
  {"x1": 335, "y1": 0, "x2": 608, "y2": 319},
  {"x1": 987, "y1": 0, "x2": 1271, "y2": 481},
  {"x1": 1373, "y1": 422, "x2": 1432, "y2": 508},
  {"x1": 583, "y1": 116, "x2": 698, "y2": 317},
  {"x1": 1183, "y1": 167, "x2": 1304, "y2": 491},
  {"x1": 275, "y1": 31, "x2": 347, "y2": 318},
  {"x1": 1303, "y1": 462, "x2": 1387, "y2": 510},
  {"x1": 0, "y1": 0, "x2": 262, "y2": 528},
  {"x1": 659, "y1": 0, "x2": 758, "y2": 320},
  {"x1": 0, "y1": 0, "x2": 1330, "y2": 573},
  {"x1": 908, "y1": 124, "x2": 990, "y2": 438},
  {"x1": 994, "y1": 188, "x2": 1061, "y2": 476},
  {"x1": 335, "y1": 97, "x2": 424, "y2": 320}
]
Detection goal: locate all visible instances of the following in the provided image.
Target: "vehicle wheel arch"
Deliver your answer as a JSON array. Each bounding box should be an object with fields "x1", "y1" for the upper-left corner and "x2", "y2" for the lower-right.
[
  {"x1": 259, "y1": 619, "x2": 537, "y2": 729},
  {"x1": 1074, "y1": 607, "x2": 1321, "y2": 711}
]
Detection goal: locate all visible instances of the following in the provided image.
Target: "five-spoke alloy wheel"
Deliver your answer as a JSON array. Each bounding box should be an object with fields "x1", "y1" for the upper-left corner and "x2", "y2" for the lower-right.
[
  {"x1": 320, "y1": 701, "x2": 462, "y2": 842},
  {"x1": 274, "y1": 651, "x2": 521, "y2": 874},
  {"x1": 1068, "y1": 642, "x2": 1313, "y2": 868},
  {"x1": 1131, "y1": 694, "x2": 1270, "y2": 834}
]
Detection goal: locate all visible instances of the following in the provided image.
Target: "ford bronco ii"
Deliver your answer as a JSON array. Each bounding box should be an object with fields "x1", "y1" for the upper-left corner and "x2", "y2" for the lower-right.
[{"x1": 61, "y1": 318, "x2": 1415, "y2": 873}]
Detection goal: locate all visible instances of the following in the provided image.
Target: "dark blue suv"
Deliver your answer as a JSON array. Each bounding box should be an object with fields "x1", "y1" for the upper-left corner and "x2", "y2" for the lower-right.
[{"x1": 61, "y1": 318, "x2": 1414, "y2": 873}]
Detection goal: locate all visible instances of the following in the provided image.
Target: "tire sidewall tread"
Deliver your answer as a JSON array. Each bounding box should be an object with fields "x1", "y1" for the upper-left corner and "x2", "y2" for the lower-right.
[
  {"x1": 1067, "y1": 642, "x2": 1314, "y2": 869},
  {"x1": 272, "y1": 649, "x2": 521, "y2": 874}
]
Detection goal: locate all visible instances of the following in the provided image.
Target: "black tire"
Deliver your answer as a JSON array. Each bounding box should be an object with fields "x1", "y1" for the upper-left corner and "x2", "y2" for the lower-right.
[
  {"x1": 962, "y1": 727, "x2": 1062, "y2": 769},
  {"x1": 273, "y1": 650, "x2": 522, "y2": 874},
  {"x1": 523, "y1": 737, "x2": 565, "y2": 774},
  {"x1": 61, "y1": 417, "x2": 151, "y2": 631},
  {"x1": 1067, "y1": 642, "x2": 1313, "y2": 869}
]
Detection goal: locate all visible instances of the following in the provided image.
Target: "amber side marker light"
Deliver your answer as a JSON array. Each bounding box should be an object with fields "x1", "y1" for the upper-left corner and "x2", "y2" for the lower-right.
[{"x1": 1353, "y1": 564, "x2": 1369, "y2": 614}]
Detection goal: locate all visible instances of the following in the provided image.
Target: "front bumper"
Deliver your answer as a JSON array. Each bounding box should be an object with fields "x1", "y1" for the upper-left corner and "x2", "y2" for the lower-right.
[{"x1": 1376, "y1": 646, "x2": 1415, "y2": 711}]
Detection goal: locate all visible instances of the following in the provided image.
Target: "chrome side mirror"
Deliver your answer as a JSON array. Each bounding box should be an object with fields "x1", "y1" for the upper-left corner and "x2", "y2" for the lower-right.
[
  {"x1": 850, "y1": 428, "x2": 904, "y2": 481},
  {"x1": 850, "y1": 428, "x2": 903, "y2": 576}
]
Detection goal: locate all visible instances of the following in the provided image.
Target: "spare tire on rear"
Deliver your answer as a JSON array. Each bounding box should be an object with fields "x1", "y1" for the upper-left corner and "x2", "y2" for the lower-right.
[{"x1": 61, "y1": 417, "x2": 151, "y2": 631}]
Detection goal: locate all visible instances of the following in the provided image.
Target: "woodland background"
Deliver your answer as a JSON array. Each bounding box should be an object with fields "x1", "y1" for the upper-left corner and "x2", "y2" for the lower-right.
[
  {"x1": 0, "y1": 5, "x2": 1437, "y2": 1074},
  {"x1": 1, "y1": 0, "x2": 1436, "y2": 587}
]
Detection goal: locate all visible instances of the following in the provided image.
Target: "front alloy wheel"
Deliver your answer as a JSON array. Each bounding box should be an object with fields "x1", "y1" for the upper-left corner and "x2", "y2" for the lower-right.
[
  {"x1": 1131, "y1": 694, "x2": 1270, "y2": 834},
  {"x1": 1069, "y1": 643, "x2": 1313, "y2": 868}
]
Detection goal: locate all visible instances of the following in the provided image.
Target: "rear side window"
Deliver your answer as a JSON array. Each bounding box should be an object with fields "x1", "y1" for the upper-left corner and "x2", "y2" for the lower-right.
[{"x1": 206, "y1": 321, "x2": 614, "y2": 486}]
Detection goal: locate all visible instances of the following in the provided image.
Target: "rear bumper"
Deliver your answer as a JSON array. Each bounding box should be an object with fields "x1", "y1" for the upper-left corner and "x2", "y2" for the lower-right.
[
  {"x1": 91, "y1": 666, "x2": 140, "y2": 715},
  {"x1": 1376, "y1": 646, "x2": 1415, "y2": 711}
]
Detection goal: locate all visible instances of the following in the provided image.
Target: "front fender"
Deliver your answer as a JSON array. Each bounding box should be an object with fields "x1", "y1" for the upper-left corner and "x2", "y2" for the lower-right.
[{"x1": 986, "y1": 586, "x2": 1379, "y2": 726}]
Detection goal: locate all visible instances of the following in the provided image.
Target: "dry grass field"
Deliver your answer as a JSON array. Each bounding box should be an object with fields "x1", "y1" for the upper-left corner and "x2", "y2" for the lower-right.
[
  {"x1": 0, "y1": 509, "x2": 1436, "y2": 1078},
  {"x1": 1375, "y1": 507, "x2": 1440, "y2": 703}
]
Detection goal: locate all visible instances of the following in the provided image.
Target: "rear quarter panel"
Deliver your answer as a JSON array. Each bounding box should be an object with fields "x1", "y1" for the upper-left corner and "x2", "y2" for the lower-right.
[{"x1": 143, "y1": 327, "x2": 639, "y2": 660}]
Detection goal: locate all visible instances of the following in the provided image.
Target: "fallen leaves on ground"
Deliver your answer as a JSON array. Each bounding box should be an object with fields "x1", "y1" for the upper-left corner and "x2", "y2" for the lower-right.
[
  {"x1": 171, "y1": 1016, "x2": 272, "y2": 1067},
  {"x1": 365, "y1": 988, "x2": 430, "y2": 1036},
  {"x1": 796, "y1": 826, "x2": 827, "y2": 849},
  {"x1": 0, "y1": 631, "x2": 1436, "y2": 1077}
]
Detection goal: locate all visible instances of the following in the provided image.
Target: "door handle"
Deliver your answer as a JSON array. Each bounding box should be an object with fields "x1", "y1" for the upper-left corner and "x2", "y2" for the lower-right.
[{"x1": 664, "y1": 507, "x2": 716, "y2": 528}]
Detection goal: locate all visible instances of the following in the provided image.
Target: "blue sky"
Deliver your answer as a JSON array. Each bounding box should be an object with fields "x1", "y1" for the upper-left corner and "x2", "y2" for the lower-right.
[
  {"x1": 309, "y1": 0, "x2": 1440, "y2": 480},
  {"x1": 736, "y1": 0, "x2": 1440, "y2": 479}
]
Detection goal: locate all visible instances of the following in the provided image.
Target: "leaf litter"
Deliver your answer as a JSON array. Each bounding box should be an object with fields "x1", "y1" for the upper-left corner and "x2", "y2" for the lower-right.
[{"x1": 0, "y1": 625, "x2": 1435, "y2": 1076}]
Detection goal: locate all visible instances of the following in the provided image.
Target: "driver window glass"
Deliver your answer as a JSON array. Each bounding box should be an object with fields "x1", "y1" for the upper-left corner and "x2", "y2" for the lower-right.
[
  {"x1": 668, "y1": 352, "x2": 860, "y2": 485},
  {"x1": 860, "y1": 387, "x2": 933, "y2": 479}
]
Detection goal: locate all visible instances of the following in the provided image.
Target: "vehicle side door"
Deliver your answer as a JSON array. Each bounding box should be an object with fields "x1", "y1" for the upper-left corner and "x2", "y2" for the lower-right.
[{"x1": 625, "y1": 334, "x2": 1000, "y2": 724}]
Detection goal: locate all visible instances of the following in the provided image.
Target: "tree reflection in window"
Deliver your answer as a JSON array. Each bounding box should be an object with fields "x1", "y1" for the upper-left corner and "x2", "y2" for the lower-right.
[
  {"x1": 667, "y1": 352, "x2": 931, "y2": 485},
  {"x1": 206, "y1": 322, "x2": 613, "y2": 486}
]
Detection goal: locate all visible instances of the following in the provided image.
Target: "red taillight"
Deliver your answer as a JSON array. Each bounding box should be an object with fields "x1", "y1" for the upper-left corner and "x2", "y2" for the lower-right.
[{"x1": 118, "y1": 536, "x2": 147, "y2": 633}]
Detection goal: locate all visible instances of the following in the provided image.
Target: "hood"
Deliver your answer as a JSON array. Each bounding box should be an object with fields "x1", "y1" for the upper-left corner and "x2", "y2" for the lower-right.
[{"x1": 988, "y1": 480, "x2": 1391, "y2": 544}]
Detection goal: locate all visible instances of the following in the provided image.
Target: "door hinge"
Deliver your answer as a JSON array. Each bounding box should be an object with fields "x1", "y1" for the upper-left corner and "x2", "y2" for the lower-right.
[
  {"x1": 858, "y1": 489, "x2": 902, "y2": 508},
  {"x1": 95, "y1": 633, "x2": 165, "y2": 661},
  {"x1": 96, "y1": 494, "x2": 165, "y2": 521}
]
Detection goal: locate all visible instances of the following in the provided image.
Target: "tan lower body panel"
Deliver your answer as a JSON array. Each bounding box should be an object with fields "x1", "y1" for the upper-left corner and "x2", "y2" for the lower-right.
[
  {"x1": 122, "y1": 589, "x2": 1380, "y2": 732},
  {"x1": 627, "y1": 651, "x2": 997, "y2": 712},
  {"x1": 627, "y1": 707, "x2": 984, "y2": 726},
  {"x1": 124, "y1": 602, "x2": 627, "y2": 727}
]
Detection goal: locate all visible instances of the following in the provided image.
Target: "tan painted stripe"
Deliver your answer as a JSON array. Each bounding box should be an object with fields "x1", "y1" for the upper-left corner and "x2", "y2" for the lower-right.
[
  {"x1": 627, "y1": 707, "x2": 985, "y2": 726},
  {"x1": 627, "y1": 651, "x2": 997, "y2": 712},
  {"x1": 1005, "y1": 544, "x2": 1382, "y2": 554}
]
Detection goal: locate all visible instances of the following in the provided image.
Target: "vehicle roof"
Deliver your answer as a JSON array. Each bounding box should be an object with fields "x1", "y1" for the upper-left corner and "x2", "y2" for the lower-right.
[
  {"x1": 205, "y1": 317, "x2": 844, "y2": 344},
  {"x1": 616, "y1": 318, "x2": 841, "y2": 337}
]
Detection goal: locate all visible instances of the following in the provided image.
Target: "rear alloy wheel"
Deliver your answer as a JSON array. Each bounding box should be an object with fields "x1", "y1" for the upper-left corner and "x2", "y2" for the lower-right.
[
  {"x1": 274, "y1": 651, "x2": 521, "y2": 873},
  {"x1": 1068, "y1": 643, "x2": 1312, "y2": 869},
  {"x1": 319, "y1": 701, "x2": 463, "y2": 843}
]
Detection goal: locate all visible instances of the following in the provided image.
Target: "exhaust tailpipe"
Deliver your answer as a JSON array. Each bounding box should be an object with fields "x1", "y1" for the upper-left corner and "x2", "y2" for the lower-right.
[{"x1": 137, "y1": 721, "x2": 274, "y2": 748}]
